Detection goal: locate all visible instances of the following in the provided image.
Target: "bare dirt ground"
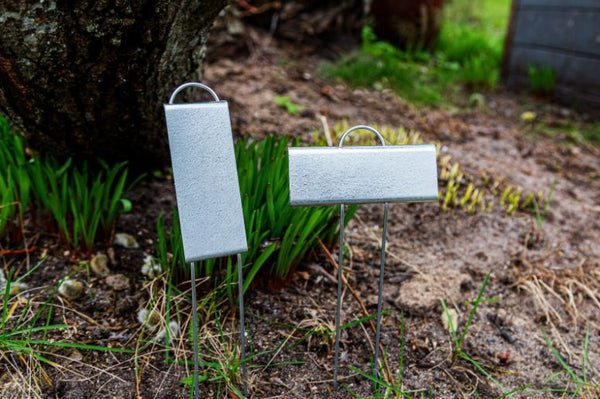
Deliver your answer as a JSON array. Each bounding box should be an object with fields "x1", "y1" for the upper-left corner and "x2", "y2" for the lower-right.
[{"x1": 2, "y1": 25, "x2": 599, "y2": 399}]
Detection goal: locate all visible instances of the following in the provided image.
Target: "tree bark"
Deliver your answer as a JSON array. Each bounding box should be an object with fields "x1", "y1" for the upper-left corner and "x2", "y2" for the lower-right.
[
  {"x1": 0, "y1": 0, "x2": 228, "y2": 170},
  {"x1": 369, "y1": 0, "x2": 445, "y2": 49}
]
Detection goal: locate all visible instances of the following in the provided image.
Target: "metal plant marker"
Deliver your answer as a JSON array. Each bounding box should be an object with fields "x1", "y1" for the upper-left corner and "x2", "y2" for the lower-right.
[
  {"x1": 164, "y1": 83, "x2": 249, "y2": 398},
  {"x1": 288, "y1": 125, "x2": 438, "y2": 388}
]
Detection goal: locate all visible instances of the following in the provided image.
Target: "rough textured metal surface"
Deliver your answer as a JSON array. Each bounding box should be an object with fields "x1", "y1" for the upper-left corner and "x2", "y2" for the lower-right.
[
  {"x1": 288, "y1": 145, "x2": 438, "y2": 206},
  {"x1": 164, "y1": 101, "x2": 247, "y2": 262}
]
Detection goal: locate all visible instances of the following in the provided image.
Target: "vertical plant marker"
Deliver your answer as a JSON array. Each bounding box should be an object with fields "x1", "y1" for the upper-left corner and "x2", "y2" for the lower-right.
[
  {"x1": 288, "y1": 125, "x2": 438, "y2": 389},
  {"x1": 164, "y1": 82, "x2": 249, "y2": 398}
]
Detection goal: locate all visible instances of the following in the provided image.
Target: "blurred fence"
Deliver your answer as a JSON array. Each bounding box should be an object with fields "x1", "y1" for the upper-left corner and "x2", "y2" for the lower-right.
[{"x1": 502, "y1": 0, "x2": 600, "y2": 108}]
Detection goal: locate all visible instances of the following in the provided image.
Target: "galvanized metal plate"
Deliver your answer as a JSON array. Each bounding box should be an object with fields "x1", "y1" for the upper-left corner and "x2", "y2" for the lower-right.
[
  {"x1": 164, "y1": 101, "x2": 248, "y2": 262},
  {"x1": 288, "y1": 145, "x2": 438, "y2": 206}
]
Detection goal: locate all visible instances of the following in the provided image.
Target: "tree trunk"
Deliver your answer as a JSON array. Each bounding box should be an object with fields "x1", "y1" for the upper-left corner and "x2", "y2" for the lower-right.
[
  {"x1": 0, "y1": 0, "x2": 228, "y2": 170},
  {"x1": 369, "y1": 0, "x2": 445, "y2": 49}
]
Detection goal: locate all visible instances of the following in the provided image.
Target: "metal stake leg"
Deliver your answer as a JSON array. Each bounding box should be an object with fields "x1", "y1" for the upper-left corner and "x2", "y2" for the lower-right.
[
  {"x1": 373, "y1": 203, "x2": 389, "y2": 390},
  {"x1": 237, "y1": 253, "x2": 248, "y2": 396},
  {"x1": 190, "y1": 262, "x2": 199, "y2": 399},
  {"x1": 333, "y1": 204, "x2": 345, "y2": 389}
]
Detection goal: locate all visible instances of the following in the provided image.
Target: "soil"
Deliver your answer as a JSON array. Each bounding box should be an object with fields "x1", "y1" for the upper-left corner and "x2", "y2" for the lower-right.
[{"x1": 1, "y1": 23, "x2": 599, "y2": 399}]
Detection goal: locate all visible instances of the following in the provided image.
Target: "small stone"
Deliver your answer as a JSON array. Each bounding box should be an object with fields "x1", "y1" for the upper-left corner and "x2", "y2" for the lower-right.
[
  {"x1": 137, "y1": 308, "x2": 161, "y2": 330},
  {"x1": 468, "y1": 93, "x2": 485, "y2": 108},
  {"x1": 441, "y1": 308, "x2": 459, "y2": 333},
  {"x1": 105, "y1": 274, "x2": 130, "y2": 291},
  {"x1": 59, "y1": 279, "x2": 85, "y2": 299},
  {"x1": 155, "y1": 321, "x2": 180, "y2": 343},
  {"x1": 113, "y1": 233, "x2": 139, "y2": 248},
  {"x1": 140, "y1": 254, "x2": 162, "y2": 279},
  {"x1": 9, "y1": 282, "x2": 28, "y2": 296},
  {"x1": 394, "y1": 270, "x2": 471, "y2": 315},
  {"x1": 520, "y1": 111, "x2": 537, "y2": 123},
  {"x1": 90, "y1": 253, "x2": 110, "y2": 277},
  {"x1": 373, "y1": 81, "x2": 384, "y2": 91},
  {"x1": 366, "y1": 294, "x2": 379, "y2": 307}
]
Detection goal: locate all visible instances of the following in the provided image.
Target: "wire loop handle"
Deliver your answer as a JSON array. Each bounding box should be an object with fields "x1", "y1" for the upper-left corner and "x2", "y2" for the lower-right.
[
  {"x1": 168, "y1": 82, "x2": 220, "y2": 104},
  {"x1": 338, "y1": 125, "x2": 386, "y2": 148}
]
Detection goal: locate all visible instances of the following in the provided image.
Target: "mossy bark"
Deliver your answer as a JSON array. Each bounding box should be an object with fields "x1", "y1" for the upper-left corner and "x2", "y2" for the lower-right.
[{"x1": 0, "y1": 0, "x2": 227, "y2": 169}]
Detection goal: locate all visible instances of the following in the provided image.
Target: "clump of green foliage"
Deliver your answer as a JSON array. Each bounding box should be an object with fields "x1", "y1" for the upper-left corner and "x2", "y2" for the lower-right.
[
  {"x1": 274, "y1": 96, "x2": 303, "y2": 115},
  {"x1": 323, "y1": 0, "x2": 510, "y2": 105},
  {"x1": 440, "y1": 154, "x2": 555, "y2": 217},
  {"x1": 528, "y1": 65, "x2": 556, "y2": 96},
  {"x1": 0, "y1": 115, "x2": 136, "y2": 253},
  {"x1": 436, "y1": 0, "x2": 506, "y2": 90},
  {"x1": 156, "y1": 136, "x2": 357, "y2": 299},
  {"x1": 323, "y1": 27, "x2": 452, "y2": 105}
]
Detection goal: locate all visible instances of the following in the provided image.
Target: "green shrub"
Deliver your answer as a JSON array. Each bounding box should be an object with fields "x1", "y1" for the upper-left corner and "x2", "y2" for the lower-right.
[
  {"x1": 323, "y1": 27, "x2": 449, "y2": 105},
  {"x1": 460, "y1": 53, "x2": 499, "y2": 89},
  {"x1": 156, "y1": 136, "x2": 357, "y2": 299},
  {"x1": 323, "y1": 0, "x2": 511, "y2": 104}
]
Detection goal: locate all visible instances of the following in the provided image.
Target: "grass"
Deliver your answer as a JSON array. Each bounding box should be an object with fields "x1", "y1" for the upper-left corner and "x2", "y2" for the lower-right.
[
  {"x1": 528, "y1": 65, "x2": 556, "y2": 97},
  {"x1": 530, "y1": 117, "x2": 600, "y2": 148},
  {"x1": 440, "y1": 273, "x2": 510, "y2": 396},
  {"x1": 323, "y1": 0, "x2": 511, "y2": 106},
  {"x1": 274, "y1": 96, "x2": 303, "y2": 115},
  {"x1": 538, "y1": 329, "x2": 600, "y2": 397},
  {"x1": 0, "y1": 115, "x2": 138, "y2": 253},
  {"x1": 1, "y1": 261, "x2": 133, "y2": 396},
  {"x1": 532, "y1": 179, "x2": 556, "y2": 229},
  {"x1": 344, "y1": 312, "x2": 417, "y2": 399},
  {"x1": 323, "y1": 27, "x2": 453, "y2": 105}
]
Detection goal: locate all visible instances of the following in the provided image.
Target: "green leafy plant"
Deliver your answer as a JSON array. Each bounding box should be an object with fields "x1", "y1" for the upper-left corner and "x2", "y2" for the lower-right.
[
  {"x1": 0, "y1": 116, "x2": 30, "y2": 236},
  {"x1": 274, "y1": 96, "x2": 303, "y2": 115},
  {"x1": 155, "y1": 136, "x2": 357, "y2": 299},
  {"x1": 0, "y1": 115, "x2": 138, "y2": 253},
  {"x1": 460, "y1": 53, "x2": 499, "y2": 90},
  {"x1": 531, "y1": 179, "x2": 556, "y2": 229},
  {"x1": 528, "y1": 65, "x2": 556, "y2": 96},
  {"x1": 323, "y1": 27, "x2": 449, "y2": 105},
  {"x1": 440, "y1": 273, "x2": 509, "y2": 395}
]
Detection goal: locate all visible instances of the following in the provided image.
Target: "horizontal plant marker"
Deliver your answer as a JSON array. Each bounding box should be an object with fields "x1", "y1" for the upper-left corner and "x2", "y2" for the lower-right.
[
  {"x1": 164, "y1": 87, "x2": 247, "y2": 262},
  {"x1": 288, "y1": 145, "x2": 438, "y2": 206},
  {"x1": 288, "y1": 125, "x2": 438, "y2": 391}
]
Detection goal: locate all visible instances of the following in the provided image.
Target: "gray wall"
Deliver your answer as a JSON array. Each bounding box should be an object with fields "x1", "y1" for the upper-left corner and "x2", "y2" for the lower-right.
[{"x1": 503, "y1": 0, "x2": 600, "y2": 108}]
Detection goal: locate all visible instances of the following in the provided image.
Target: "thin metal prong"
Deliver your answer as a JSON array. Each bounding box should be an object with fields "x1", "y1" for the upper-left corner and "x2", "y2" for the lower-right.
[
  {"x1": 334, "y1": 203, "x2": 345, "y2": 389},
  {"x1": 373, "y1": 202, "x2": 389, "y2": 390},
  {"x1": 237, "y1": 253, "x2": 248, "y2": 396},
  {"x1": 190, "y1": 262, "x2": 199, "y2": 399}
]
